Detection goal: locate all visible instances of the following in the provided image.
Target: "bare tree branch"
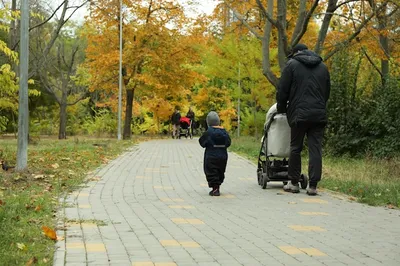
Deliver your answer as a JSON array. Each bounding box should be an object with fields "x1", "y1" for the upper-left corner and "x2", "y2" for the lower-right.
[
  {"x1": 255, "y1": 0, "x2": 278, "y2": 27},
  {"x1": 291, "y1": 0, "x2": 320, "y2": 47},
  {"x1": 291, "y1": 0, "x2": 308, "y2": 45},
  {"x1": 361, "y1": 46, "x2": 383, "y2": 76},
  {"x1": 261, "y1": 0, "x2": 278, "y2": 87},
  {"x1": 315, "y1": 0, "x2": 338, "y2": 54},
  {"x1": 28, "y1": 1, "x2": 67, "y2": 33},
  {"x1": 336, "y1": 0, "x2": 363, "y2": 10},
  {"x1": 225, "y1": 2, "x2": 263, "y2": 39},
  {"x1": 67, "y1": 93, "x2": 87, "y2": 106}
]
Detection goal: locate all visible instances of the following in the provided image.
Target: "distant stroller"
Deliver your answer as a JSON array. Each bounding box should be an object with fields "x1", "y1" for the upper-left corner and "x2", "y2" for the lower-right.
[
  {"x1": 257, "y1": 103, "x2": 308, "y2": 189},
  {"x1": 178, "y1": 117, "x2": 193, "y2": 139}
]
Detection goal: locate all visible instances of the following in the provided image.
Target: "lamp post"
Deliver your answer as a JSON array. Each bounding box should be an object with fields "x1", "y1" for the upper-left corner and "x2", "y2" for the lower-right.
[
  {"x1": 16, "y1": 0, "x2": 29, "y2": 170},
  {"x1": 117, "y1": 0, "x2": 123, "y2": 140}
]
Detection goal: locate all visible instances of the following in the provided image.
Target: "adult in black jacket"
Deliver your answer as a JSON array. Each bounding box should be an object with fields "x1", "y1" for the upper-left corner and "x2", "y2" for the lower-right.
[{"x1": 276, "y1": 44, "x2": 330, "y2": 196}]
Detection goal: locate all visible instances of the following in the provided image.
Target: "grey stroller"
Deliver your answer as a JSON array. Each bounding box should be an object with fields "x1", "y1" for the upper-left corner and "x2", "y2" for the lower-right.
[{"x1": 257, "y1": 103, "x2": 308, "y2": 189}]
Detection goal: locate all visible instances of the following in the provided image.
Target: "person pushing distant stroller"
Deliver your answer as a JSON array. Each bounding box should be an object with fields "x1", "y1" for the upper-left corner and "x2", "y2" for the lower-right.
[{"x1": 199, "y1": 111, "x2": 231, "y2": 196}]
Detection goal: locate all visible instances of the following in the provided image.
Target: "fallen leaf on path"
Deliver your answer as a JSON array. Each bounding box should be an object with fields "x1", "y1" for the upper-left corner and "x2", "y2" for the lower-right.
[
  {"x1": 276, "y1": 192, "x2": 284, "y2": 195},
  {"x1": 349, "y1": 196, "x2": 356, "y2": 201},
  {"x1": 387, "y1": 204, "x2": 395, "y2": 209},
  {"x1": 26, "y1": 257, "x2": 37, "y2": 266},
  {"x1": 57, "y1": 236, "x2": 65, "y2": 241},
  {"x1": 17, "y1": 243, "x2": 27, "y2": 251},
  {"x1": 42, "y1": 226, "x2": 57, "y2": 240},
  {"x1": 35, "y1": 205, "x2": 41, "y2": 212}
]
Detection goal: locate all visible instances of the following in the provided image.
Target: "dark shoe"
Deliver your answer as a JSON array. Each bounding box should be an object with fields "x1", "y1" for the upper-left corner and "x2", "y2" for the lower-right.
[
  {"x1": 283, "y1": 182, "x2": 300, "y2": 193},
  {"x1": 209, "y1": 189, "x2": 214, "y2": 196},
  {"x1": 213, "y1": 189, "x2": 220, "y2": 196},
  {"x1": 307, "y1": 187, "x2": 318, "y2": 196}
]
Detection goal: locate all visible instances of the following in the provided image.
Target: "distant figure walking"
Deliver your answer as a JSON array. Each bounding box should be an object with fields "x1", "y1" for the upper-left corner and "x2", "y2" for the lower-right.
[{"x1": 170, "y1": 108, "x2": 181, "y2": 139}]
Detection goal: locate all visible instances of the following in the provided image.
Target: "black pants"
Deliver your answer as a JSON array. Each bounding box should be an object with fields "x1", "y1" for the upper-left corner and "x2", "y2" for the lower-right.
[
  {"x1": 289, "y1": 123, "x2": 325, "y2": 188},
  {"x1": 204, "y1": 157, "x2": 227, "y2": 188}
]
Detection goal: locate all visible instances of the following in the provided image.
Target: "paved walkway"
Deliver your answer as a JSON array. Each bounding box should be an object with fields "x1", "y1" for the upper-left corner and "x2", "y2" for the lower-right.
[{"x1": 54, "y1": 139, "x2": 400, "y2": 266}]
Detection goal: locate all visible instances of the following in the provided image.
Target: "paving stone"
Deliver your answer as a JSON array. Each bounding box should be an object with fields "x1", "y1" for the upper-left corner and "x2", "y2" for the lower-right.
[{"x1": 52, "y1": 140, "x2": 400, "y2": 266}]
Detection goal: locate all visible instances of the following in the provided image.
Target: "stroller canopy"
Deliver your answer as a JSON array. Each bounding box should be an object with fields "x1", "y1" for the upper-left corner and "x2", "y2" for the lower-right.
[{"x1": 180, "y1": 117, "x2": 190, "y2": 125}]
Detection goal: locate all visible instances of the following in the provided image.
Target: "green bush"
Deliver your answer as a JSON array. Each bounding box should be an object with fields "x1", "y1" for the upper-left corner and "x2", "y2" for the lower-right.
[
  {"x1": 82, "y1": 109, "x2": 117, "y2": 137},
  {"x1": 326, "y1": 50, "x2": 400, "y2": 158}
]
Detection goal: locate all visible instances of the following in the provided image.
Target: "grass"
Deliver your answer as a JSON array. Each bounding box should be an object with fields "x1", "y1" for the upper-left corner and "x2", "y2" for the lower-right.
[
  {"x1": 0, "y1": 136, "x2": 136, "y2": 266},
  {"x1": 229, "y1": 136, "x2": 400, "y2": 208}
]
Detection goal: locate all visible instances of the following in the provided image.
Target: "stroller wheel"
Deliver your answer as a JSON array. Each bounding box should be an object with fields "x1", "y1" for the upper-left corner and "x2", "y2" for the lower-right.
[
  {"x1": 283, "y1": 181, "x2": 288, "y2": 185},
  {"x1": 300, "y1": 174, "x2": 308, "y2": 189},
  {"x1": 261, "y1": 173, "x2": 268, "y2": 189}
]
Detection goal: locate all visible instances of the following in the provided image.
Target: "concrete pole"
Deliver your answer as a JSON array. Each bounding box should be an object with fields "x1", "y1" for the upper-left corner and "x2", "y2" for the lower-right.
[
  {"x1": 237, "y1": 62, "x2": 241, "y2": 138},
  {"x1": 16, "y1": 0, "x2": 29, "y2": 171},
  {"x1": 117, "y1": 0, "x2": 123, "y2": 140}
]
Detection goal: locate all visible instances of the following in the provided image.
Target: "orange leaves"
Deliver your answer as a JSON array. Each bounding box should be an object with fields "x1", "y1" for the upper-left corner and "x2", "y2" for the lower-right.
[{"x1": 42, "y1": 226, "x2": 57, "y2": 241}]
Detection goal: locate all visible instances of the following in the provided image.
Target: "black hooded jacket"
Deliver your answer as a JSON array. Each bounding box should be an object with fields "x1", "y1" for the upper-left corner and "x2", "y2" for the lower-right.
[{"x1": 276, "y1": 50, "x2": 330, "y2": 127}]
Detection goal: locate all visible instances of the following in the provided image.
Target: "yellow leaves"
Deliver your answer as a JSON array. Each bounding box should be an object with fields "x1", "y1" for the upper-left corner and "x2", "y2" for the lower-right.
[
  {"x1": 42, "y1": 226, "x2": 57, "y2": 240},
  {"x1": 17, "y1": 243, "x2": 27, "y2": 251}
]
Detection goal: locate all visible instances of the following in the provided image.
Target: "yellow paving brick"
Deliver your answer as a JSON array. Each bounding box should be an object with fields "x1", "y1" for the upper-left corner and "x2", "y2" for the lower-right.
[
  {"x1": 169, "y1": 205, "x2": 194, "y2": 209},
  {"x1": 221, "y1": 194, "x2": 235, "y2": 198},
  {"x1": 80, "y1": 223, "x2": 98, "y2": 228},
  {"x1": 298, "y1": 212, "x2": 330, "y2": 216},
  {"x1": 180, "y1": 241, "x2": 200, "y2": 248},
  {"x1": 160, "y1": 198, "x2": 172, "y2": 202},
  {"x1": 171, "y1": 218, "x2": 188, "y2": 224},
  {"x1": 133, "y1": 262, "x2": 154, "y2": 266},
  {"x1": 66, "y1": 243, "x2": 85, "y2": 249},
  {"x1": 86, "y1": 243, "x2": 106, "y2": 252},
  {"x1": 301, "y1": 198, "x2": 328, "y2": 204},
  {"x1": 173, "y1": 198, "x2": 185, "y2": 202},
  {"x1": 78, "y1": 204, "x2": 91, "y2": 209},
  {"x1": 200, "y1": 183, "x2": 208, "y2": 187},
  {"x1": 160, "y1": 240, "x2": 180, "y2": 246},
  {"x1": 186, "y1": 219, "x2": 205, "y2": 225},
  {"x1": 299, "y1": 248, "x2": 327, "y2": 256},
  {"x1": 279, "y1": 246, "x2": 303, "y2": 255},
  {"x1": 288, "y1": 225, "x2": 326, "y2": 232},
  {"x1": 136, "y1": 176, "x2": 151, "y2": 179},
  {"x1": 155, "y1": 263, "x2": 177, "y2": 266}
]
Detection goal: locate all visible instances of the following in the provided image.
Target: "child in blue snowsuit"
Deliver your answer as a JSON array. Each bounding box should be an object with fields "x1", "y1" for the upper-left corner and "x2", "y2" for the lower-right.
[{"x1": 199, "y1": 111, "x2": 231, "y2": 196}]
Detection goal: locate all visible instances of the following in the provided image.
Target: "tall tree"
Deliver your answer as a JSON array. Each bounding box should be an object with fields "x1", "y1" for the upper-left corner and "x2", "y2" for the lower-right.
[
  {"x1": 221, "y1": 0, "x2": 398, "y2": 88},
  {"x1": 84, "y1": 0, "x2": 200, "y2": 139},
  {"x1": 38, "y1": 31, "x2": 88, "y2": 139}
]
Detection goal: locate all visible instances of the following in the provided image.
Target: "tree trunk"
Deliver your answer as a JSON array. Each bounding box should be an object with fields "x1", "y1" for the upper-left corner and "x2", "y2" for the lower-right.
[
  {"x1": 315, "y1": 0, "x2": 338, "y2": 54},
  {"x1": 58, "y1": 95, "x2": 67, "y2": 139},
  {"x1": 377, "y1": 6, "x2": 389, "y2": 85},
  {"x1": 123, "y1": 88, "x2": 134, "y2": 139},
  {"x1": 9, "y1": 0, "x2": 18, "y2": 73}
]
